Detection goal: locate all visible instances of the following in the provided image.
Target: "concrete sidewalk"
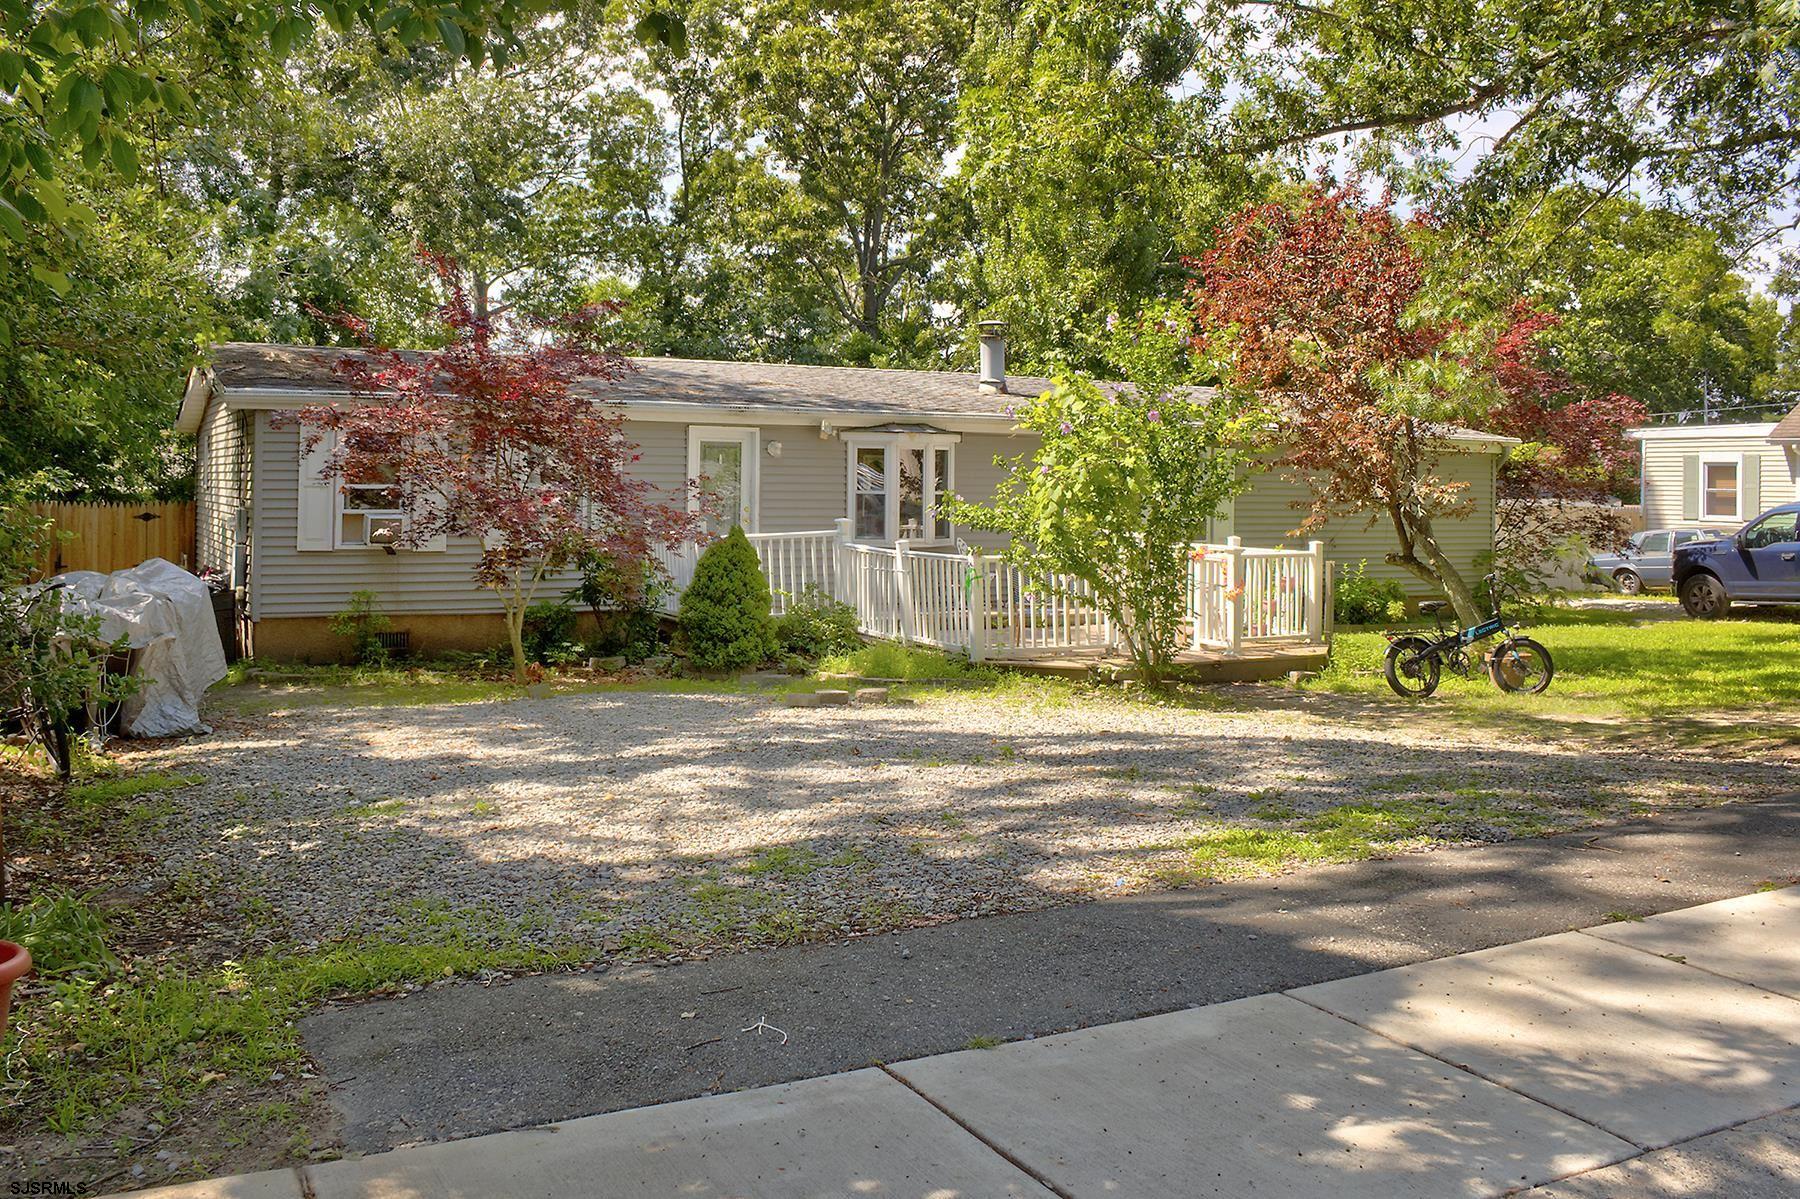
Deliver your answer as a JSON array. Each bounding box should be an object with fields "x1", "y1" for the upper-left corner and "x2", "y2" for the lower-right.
[{"x1": 115, "y1": 887, "x2": 1800, "y2": 1199}]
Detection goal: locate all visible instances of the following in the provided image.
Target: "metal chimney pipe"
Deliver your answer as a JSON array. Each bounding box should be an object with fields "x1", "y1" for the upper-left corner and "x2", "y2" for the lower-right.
[{"x1": 977, "y1": 320, "x2": 1008, "y2": 394}]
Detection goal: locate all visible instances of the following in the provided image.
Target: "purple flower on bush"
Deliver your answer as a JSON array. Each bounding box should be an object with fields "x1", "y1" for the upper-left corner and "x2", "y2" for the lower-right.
[
  {"x1": 1039, "y1": 464, "x2": 1051, "y2": 475},
  {"x1": 1059, "y1": 421, "x2": 1072, "y2": 434},
  {"x1": 1148, "y1": 409, "x2": 1161, "y2": 423}
]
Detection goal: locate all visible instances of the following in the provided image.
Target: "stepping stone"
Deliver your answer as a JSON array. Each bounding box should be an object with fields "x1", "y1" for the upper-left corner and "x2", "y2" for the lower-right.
[
  {"x1": 815, "y1": 689, "x2": 851, "y2": 706},
  {"x1": 1292, "y1": 930, "x2": 1800, "y2": 1149},
  {"x1": 781, "y1": 692, "x2": 823, "y2": 708},
  {"x1": 1584, "y1": 886, "x2": 1800, "y2": 1000},
  {"x1": 853, "y1": 687, "x2": 889, "y2": 705},
  {"x1": 894, "y1": 992, "x2": 1631, "y2": 1199},
  {"x1": 305, "y1": 1069, "x2": 1051, "y2": 1199}
]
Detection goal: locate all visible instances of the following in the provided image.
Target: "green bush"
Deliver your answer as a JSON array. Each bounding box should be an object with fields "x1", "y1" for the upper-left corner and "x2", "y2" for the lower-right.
[
  {"x1": 329, "y1": 590, "x2": 391, "y2": 665},
  {"x1": 521, "y1": 600, "x2": 578, "y2": 664},
  {"x1": 816, "y1": 643, "x2": 997, "y2": 681},
  {"x1": 676, "y1": 527, "x2": 777, "y2": 671},
  {"x1": 1333, "y1": 561, "x2": 1406, "y2": 626},
  {"x1": 773, "y1": 589, "x2": 861, "y2": 658},
  {"x1": 571, "y1": 553, "x2": 668, "y2": 663}
]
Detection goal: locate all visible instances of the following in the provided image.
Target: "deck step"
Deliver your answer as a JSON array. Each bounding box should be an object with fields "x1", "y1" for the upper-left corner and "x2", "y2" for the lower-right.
[{"x1": 998, "y1": 644, "x2": 1329, "y2": 684}]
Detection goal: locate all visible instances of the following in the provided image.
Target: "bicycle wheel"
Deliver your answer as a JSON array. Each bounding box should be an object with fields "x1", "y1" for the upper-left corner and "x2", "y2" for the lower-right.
[
  {"x1": 1383, "y1": 635, "x2": 1441, "y2": 698},
  {"x1": 1489, "y1": 636, "x2": 1554, "y2": 694}
]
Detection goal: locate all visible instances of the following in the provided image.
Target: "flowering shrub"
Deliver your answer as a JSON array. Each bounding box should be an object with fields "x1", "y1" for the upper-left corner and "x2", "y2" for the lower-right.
[{"x1": 942, "y1": 303, "x2": 1265, "y2": 681}]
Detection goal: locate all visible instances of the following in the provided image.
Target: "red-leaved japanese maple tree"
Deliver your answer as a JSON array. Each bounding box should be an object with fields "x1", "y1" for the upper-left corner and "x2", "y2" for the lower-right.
[
  {"x1": 299, "y1": 253, "x2": 696, "y2": 681},
  {"x1": 1484, "y1": 302, "x2": 1647, "y2": 588},
  {"x1": 1190, "y1": 182, "x2": 1492, "y2": 624}
]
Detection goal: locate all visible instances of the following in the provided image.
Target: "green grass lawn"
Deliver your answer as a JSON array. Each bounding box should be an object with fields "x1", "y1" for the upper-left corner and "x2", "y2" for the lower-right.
[{"x1": 1312, "y1": 605, "x2": 1800, "y2": 748}]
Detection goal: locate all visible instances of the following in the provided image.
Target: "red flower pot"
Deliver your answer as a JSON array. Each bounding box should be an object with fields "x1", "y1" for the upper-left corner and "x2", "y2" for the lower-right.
[{"x1": 0, "y1": 941, "x2": 32, "y2": 1038}]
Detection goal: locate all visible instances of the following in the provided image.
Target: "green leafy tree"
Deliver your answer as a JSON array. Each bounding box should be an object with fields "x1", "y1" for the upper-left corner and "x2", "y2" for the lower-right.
[
  {"x1": 676, "y1": 527, "x2": 777, "y2": 671},
  {"x1": 944, "y1": 305, "x2": 1264, "y2": 681},
  {"x1": 1456, "y1": 190, "x2": 1787, "y2": 418},
  {"x1": 1201, "y1": 0, "x2": 1800, "y2": 249},
  {"x1": 952, "y1": 0, "x2": 1265, "y2": 373},
  {"x1": 0, "y1": 0, "x2": 569, "y2": 287},
  {"x1": 1, "y1": 177, "x2": 220, "y2": 498},
  {"x1": 717, "y1": 0, "x2": 969, "y2": 356}
]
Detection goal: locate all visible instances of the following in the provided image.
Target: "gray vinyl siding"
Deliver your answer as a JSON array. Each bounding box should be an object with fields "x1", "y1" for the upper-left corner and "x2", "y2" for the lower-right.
[
  {"x1": 252, "y1": 413, "x2": 551, "y2": 619},
  {"x1": 247, "y1": 415, "x2": 1035, "y2": 618},
  {"x1": 1639, "y1": 432, "x2": 1798, "y2": 530},
  {"x1": 245, "y1": 406, "x2": 1498, "y2": 615},
  {"x1": 1231, "y1": 449, "x2": 1500, "y2": 593},
  {"x1": 195, "y1": 400, "x2": 248, "y2": 574}
]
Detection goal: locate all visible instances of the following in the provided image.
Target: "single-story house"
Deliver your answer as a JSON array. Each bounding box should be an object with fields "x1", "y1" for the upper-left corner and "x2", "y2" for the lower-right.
[
  {"x1": 1628, "y1": 399, "x2": 1800, "y2": 529},
  {"x1": 177, "y1": 330, "x2": 1515, "y2": 661}
]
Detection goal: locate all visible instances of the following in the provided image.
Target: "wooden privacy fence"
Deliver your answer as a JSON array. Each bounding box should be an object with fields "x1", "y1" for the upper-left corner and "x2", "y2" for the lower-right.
[
  {"x1": 30, "y1": 501, "x2": 195, "y2": 578},
  {"x1": 656, "y1": 521, "x2": 1330, "y2": 659}
]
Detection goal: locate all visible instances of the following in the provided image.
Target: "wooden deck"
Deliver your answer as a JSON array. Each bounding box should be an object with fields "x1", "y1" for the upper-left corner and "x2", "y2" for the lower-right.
[{"x1": 994, "y1": 641, "x2": 1330, "y2": 683}]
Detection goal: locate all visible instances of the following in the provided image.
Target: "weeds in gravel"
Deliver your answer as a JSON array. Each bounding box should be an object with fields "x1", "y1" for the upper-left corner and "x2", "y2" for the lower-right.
[
  {"x1": 0, "y1": 890, "x2": 116, "y2": 974},
  {"x1": 740, "y1": 845, "x2": 822, "y2": 878},
  {"x1": 816, "y1": 644, "x2": 997, "y2": 682},
  {"x1": 66, "y1": 770, "x2": 204, "y2": 807},
  {"x1": 1153, "y1": 791, "x2": 1631, "y2": 886},
  {"x1": 14, "y1": 766, "x2": 204, "y2": 852},
  {"x1": 963, "y1": 1036, "x2": 1003, "y2": 1050},
  {"x1": 339, "y1": 797, "x2": 408, "y2": 819}
]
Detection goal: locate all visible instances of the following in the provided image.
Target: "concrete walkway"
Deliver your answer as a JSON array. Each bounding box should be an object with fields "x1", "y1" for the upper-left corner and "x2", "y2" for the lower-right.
[{"x1": 117, "y1": 886, "x2": 1800, "y2": 1199}]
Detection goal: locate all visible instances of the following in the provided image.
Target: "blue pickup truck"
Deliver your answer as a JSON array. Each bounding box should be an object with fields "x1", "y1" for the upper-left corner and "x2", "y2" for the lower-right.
[{"x1": 1672, "y1": 502, "x2": 1800, "y2": 618}]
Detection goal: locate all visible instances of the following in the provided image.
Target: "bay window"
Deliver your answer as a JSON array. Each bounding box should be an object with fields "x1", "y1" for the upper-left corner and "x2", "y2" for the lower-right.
[{"x1": 844, "y1": 432, "x2": 958, "y2": 544}]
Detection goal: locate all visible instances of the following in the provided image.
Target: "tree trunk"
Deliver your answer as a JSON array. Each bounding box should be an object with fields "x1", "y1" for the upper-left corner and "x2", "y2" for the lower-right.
[
  {"x1": 503, "y1": 596, "x2": 530, "y2": 683},
  {"x1": 1386, "y1": 505, "x2": 1485, "y2": 627}
]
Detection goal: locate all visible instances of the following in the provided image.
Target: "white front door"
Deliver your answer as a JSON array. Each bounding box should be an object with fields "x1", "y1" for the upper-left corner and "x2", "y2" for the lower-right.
[{"x1": 689, "y1": 426, "x2": 758, "y2": 536}]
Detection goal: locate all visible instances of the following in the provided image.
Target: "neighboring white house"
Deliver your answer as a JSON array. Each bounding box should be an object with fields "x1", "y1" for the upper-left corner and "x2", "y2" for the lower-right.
[
  {"x1": 1628, "y1": 398, "x2": 1800, "y2": 530},
  {"x1": 176, "y1": 331, "x2": 1515, "y2": 661}
]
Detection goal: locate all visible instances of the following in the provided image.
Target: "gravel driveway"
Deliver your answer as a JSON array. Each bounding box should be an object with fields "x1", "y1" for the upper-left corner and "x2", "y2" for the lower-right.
[{"x1": 138, "y1": 685, "x2": 1792, "y2": 957}]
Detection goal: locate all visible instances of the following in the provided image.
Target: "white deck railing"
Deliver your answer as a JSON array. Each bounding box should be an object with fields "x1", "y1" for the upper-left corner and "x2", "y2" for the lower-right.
[
  {"x1": 1186, "y1": 537, "x2": 1327, "y2": 652},
  {"x1": 654, "y1": 524, "x2": 1327, "y2": 659}
]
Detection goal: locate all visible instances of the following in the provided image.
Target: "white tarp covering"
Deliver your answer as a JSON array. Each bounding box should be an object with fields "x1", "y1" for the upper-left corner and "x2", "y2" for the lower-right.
[{"x1": 53, "y1": 558, "x2": 227, "y2": 738}]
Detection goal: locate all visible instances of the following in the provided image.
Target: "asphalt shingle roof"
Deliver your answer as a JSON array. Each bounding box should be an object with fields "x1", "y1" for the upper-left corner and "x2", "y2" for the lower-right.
[
  {"x1": 1770, "y1": 397, "x2": 1800, "y2": 442},
  {"x1": 204, "y1": 342, "x2": 1054, "y2": 418},
  {"x1": 194, "y1": 342, "x2": 1512, "y2": 444}
]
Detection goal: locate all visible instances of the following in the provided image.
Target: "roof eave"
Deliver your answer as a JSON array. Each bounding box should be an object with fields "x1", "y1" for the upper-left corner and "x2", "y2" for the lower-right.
[
  {"x1": 173, "y1": 367, "x2": 214, "y2": 435},
  {"x1": 1627, "y1": 422, "x2": 1779, "y2": 440},
  {"x1": 199, "y1": 385, "x2": 1024, "y2": 429}
]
